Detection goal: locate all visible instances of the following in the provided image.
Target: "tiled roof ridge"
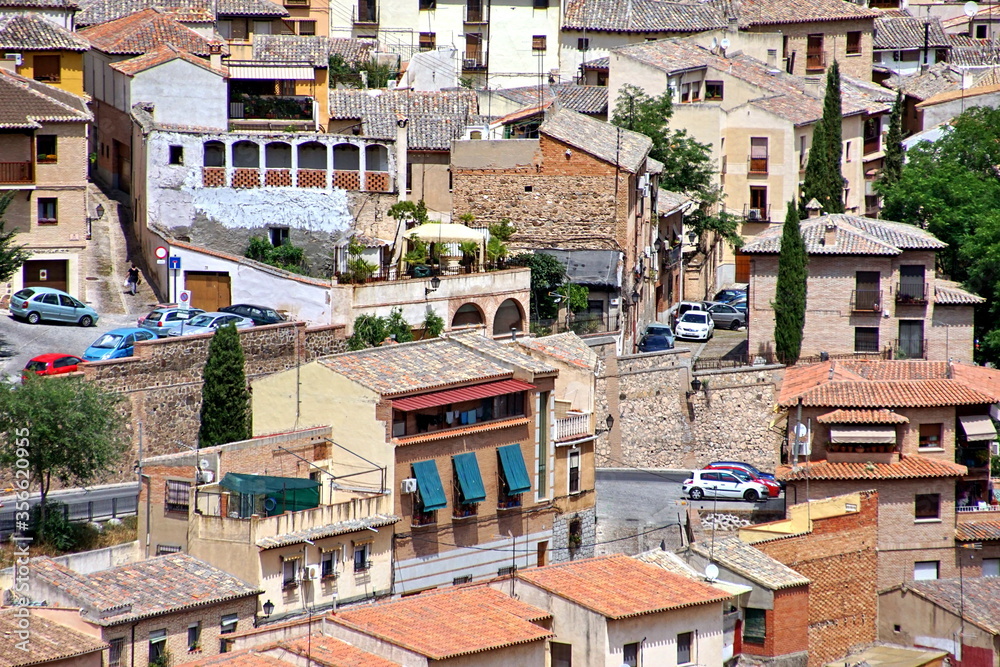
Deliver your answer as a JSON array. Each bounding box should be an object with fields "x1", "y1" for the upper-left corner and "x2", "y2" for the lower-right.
[
  {"x1": 110, "y1": 42, "x2": 227, "y2": 77},
  {"x1": 687, "y1": 538, "x2": 810, "y2": 590},
  {"x1": 777, "y1": 454, "x2": 968, "y2": 481},
  {"x1": 0, "y1": 12, "x2": 91, "y2": 51},
  {"x1": 0, "y1": 68, "x2": 92, "y2": 126}
]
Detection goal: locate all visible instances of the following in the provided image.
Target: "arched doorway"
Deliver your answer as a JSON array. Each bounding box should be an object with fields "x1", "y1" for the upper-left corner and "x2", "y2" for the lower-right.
[
  {"x1": 452, "y1": 303, "x2": 485, "y2": 328},
  {"x1": 493, "y1": 299, "x2": 524, "y2": 336}
]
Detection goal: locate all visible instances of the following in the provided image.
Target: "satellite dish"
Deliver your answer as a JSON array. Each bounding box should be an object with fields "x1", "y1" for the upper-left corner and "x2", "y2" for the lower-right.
[
  {"x1": 705, "y1": 563, "x2": 720, "y2": 581},
  {"x1": 965, "y1": 1, "x2": 979, "y2": 17},
  {"x1": 198, "y1": 458, "x2": 211, "y2": 470},
  {"x1": 793, "y1": 422, "x2": 808, "y2": 439},
  {"x1": 710, "y1": 37, "x2": 718, "y2": 50},
  {"x1": 720, "y1": 38, "x2": 731, "y2": 50}
]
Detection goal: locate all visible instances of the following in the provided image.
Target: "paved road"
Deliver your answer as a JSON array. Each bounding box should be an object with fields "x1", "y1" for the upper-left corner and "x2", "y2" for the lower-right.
[{"x1": 0, "y1": 481, "x2": 140, "y2": 536}]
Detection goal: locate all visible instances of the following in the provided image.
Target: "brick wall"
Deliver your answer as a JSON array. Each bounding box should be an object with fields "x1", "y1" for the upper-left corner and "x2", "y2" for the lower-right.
[
  {"x1": 755, "y1": 490, "x2": 878, "y2": 667},
  {"x1": 751, "y1": 19, "x2": 875, "y2": 81},
  {"x1": 81, "y1": 322, "x2": 347, "y2": 469},
  {"x1": 742, "y1": 585, "x2": 810, "y2": 659}
]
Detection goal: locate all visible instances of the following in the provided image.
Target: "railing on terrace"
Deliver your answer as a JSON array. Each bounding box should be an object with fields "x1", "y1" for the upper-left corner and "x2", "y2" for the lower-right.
[
  {"x1": 202, "y1": 166, "x2": 392, "y2": 193},
  {"x1": 530, "y1": 313, "x2": 619, "y2": 337},
  {"x1": 957, "y1": 504, "x2": 1000, "y2": 513},
  {"x1": 555, "y1": 411, "x2": 592, "y2": 441},
  {"x1": 851, "y1": 289, "x2": 882, "y2": 312},
  {"x1": 0, "y1": 161, "x2": 33, "y2": 184},
  {"x1": 692, "y1": 348, "x2": 890, "y2": 371},
  {"x1": 896, "y1": 281, "x2": 928, "y2": 305},
  {"x1": 893, "y1": 338, "x2": 927, "y2": 360},
  {"x1": 335, "y1": 261, "x2": 511, "y2": 285}
]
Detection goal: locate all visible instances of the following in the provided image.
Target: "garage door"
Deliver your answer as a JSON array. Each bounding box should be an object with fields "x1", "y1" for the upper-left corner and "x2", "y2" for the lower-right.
[
  {"x1": 23, "y1": 259, "x2": 68, "y2": 292},
  {"x1": 185, "y1": 271, "x2": 231, "y2": 312}
]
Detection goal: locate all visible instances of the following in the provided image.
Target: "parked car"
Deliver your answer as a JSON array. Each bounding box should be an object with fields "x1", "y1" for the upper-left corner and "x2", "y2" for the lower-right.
[
  {"x1": 682, "y1": 470, "x2": 769, "y2": 502},
  {"x1": 23, "y1": 353, "x2": 83, "y2": 377},
  {"x1": 713, "y1": 288, "x2": 746, "y2": 303},
  {"x1": 704, "y1": 464, "x2": 780, "y2": 497},
  {"x1": 83, "y1": 328, "x2": 156, "y2": 361},
  {"x1": 675, "y1": 311, "x2": 714, "y2": 341},
  {"x1": 705, "y1": 461, "x2": 781, "y2": 486},
  {"x1": 729, "y1": 297, "x2": 747, "y2": 314},
  {"x1": 673, "y1": 301, "x2": 708, "y2": 326},
  {"x1": 706, "y1": 302, "x2": 745, "y2": 330},
  {"x1": 644, "y1": 323, "x2": 676, "y2": 348},
  {"x1": 9, "y1": 287, "x2": 99, "y2": 327},
  {"x1": 637, "y1": 334, "x2": 674, "y2": 353},
  {"x1": 138, "y1": 306, "x2": 206, "y2": 338},
  {"x1": 220, "y1": 304, "x2": 286, "y2": 326},
  {"x1": 167, "y1": 312, "x2": 254, "y2": 337}
]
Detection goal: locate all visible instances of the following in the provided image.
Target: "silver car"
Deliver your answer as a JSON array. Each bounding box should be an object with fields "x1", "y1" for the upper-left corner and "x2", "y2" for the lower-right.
[
  {"x1": 166, "y1": 312, "x2": 254, "y2": 337},
  {"x1": 706, "y1": 302, "x2": 745, "y2": 330},
  {"x1": 139, "y1": 306, "x2": 206, "y2": 338}
]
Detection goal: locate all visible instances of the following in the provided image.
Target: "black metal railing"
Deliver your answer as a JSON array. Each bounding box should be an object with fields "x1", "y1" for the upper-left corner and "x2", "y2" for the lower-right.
[
  {"x1": 462, "y1": 52, "x2": 487, "y2": 70},
  {"x1": 851, "y1": 289, "x2": 882, "y2": 312},
  {"x1": 894, "y1": 338, "x2": 927, "y2": 360},
  {"x1": 743, "y1": 204, "x2": 770, "y2": 222},
  {"x1": 896, "y1": 281, "x2": 927, "y2": 305},
  {"x1": 956, "y1": 446, "x2": 991, "y2": 469}
]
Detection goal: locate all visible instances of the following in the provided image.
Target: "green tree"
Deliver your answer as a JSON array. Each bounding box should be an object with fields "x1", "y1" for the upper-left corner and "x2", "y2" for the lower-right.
[
  {"x1": 199, "y1": 323, "x2": 251, "y2": 448},
  {"x1": 423, "y1": 310, "x2": 445, "y2": 338},
  {"x1": 611, "y1": 85, "x2": 741, "y2": 247},
  {"x1": 772, "y1": 202, "x2": 808, "y2": 364},
  {"x1": 245, "y1": 236, "x2": 307, "y2": 275},
  {"x1": 347, "y1": 308, "x2": 414, "y2": 350},
  {"x1": 0, "y1": 192, "x2": 31, "y2": 282},
  {"x1": 388, "y1": 200, "x2": 429, "y2": 226},
  {"x1": 879, "y1": 90, "x2": 904, "y2": 191},
  {"x1": 0, "y1": 375, "x2": 129, "y2": 534},
  {"x1": 801, "y1": 62, "x2": 845, "y2": 215},
  {"x1": 509, "y1": 252, "x2": 567, "y2": 319},
  {"x1": 486, "y1": 218, "x2": 516, "y2": 264}
]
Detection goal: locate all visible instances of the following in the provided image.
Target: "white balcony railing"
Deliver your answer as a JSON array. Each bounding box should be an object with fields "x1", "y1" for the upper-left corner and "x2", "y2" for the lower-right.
[
  {"x1": 555, "y1": 411, "x2": 592, "y2": 441},
  {"x1": 957, "y1": 504, "x2": 1000, "y2": 513}
]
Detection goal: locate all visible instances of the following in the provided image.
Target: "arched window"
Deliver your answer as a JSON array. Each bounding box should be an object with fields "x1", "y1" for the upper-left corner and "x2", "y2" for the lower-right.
[
  {"x1": 265, "y1": 142, "x2": 292, "y2": 168},
  {"x1": 365, "y1": 144, "x2": 388, "y2": 171},
  {"x1": 493, "y1": 299, "x2": 524, "y2": 336},
  {"x1": 297, "y1": 141, "x2": 326, "y2": 169},
  {"x1": 333, "y1": 144, "x2": 360, "y2": 170},
  {"x1": 203, "y1": 141, "x2": 226, "y2": 167},
  {"x1": 452, "y1": 303, "x2": 485, "y2": 328},
  {"x1": 232, "y1": 141, "x2": 259, "y2": 168}
]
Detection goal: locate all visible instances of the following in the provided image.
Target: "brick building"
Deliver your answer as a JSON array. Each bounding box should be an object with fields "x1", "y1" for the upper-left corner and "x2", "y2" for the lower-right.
[
  {"x1": 25, "y1": 553, "x2": 261, "y2": 667},
  {"x1": 743, "y1": 212, "x2": 982, "y2": 362},
  {"x1": 740, "y1": 491, "x2": 879, "y2": 667},
  {"x1": 0, "y1": 68, "x2": 91, "y2": 300},
  {"x1": 451, "y1": 107, "x2": 661, "y2": 347},
  {"x1": 0, "y1": 13, "x2": 89, "y2": 96},
  {"x1": 776, "y1": 360, "x2": 1000, "y2": 589},
  {"x1": 0, "y1": 607, "x2": 107, "y2": 667}
]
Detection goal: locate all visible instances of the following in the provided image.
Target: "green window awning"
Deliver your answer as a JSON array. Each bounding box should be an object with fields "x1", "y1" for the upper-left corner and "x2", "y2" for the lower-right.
[
  {"x1": 412, "y1": 460, "x2": 447, "y2": 511},
  {"x1": 453, "y1": 452, "x2": 486, "y2": 504},
  {"x1": 498, "y1": 444, "x2": 531, "y2": 494}
]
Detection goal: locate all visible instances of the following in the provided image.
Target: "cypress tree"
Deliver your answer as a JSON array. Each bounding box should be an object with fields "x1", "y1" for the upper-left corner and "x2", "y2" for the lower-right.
[
  {"x1": 199, "y1": 323, "x2": 251, "y2": 448},
  {"x1": 822, "y1": 61, "x2": 844, "y2": 214},
  {"x1": 880, "y1": 90, "x2": 904, "y2": 192},
  {"x1": 800, "y1": 119, "x2": 828, "y2": 218},
  {"x1": 773, "y1": 201, "x2": 808, "y2": 365}
]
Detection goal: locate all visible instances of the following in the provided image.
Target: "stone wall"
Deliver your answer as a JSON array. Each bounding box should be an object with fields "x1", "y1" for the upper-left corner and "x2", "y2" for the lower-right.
[{"x1": 82, "y1": 322, "x2": 347, "y2": 467}]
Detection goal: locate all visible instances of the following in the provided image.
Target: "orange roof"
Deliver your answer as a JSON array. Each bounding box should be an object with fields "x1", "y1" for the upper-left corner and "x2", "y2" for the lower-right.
[
  {"x1": 176, "y1": 650, "x2": 288, "y2": 667},
  {"x1": 955, "y1": 520, "x2": 1000, "y2": 542},
  {"x1": 950, "y1": 364, "x2": 1000, "y2": 402},
  {"x1": 789, "y1": 379, "x2": 994, "y2": 408},
  {"x1": 778, "y1": 454, "x2": 967, "y2": 482},
  {"x1": 78, "y1": 8, "x2": 223, "y2": 55},
  {"x1": 816, "y1": 408, "x2": 909, "y2": 424},
  {"x1": 110, "y1": 43, "x2": 227, "y2": 77},
  {"x1": 279, "y1": 634, "x2": 400, "y2": 667},
  {"x1": 328, "y1": 586, "x2": 552, "y2": 660},
  {"x1": 918, "y1": 83, "x2": 1000, "y2": 108},
  {"x1": 516, "y1": 554, "x2": 730, "y2": 619}
]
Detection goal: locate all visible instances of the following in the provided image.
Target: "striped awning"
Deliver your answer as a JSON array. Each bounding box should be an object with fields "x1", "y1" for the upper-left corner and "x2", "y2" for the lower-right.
[
  {"x1": 227, "y1": 62, "x2": 314, "y2": 80},
  {"x1": 829, "y1": 424, "x2": 897, "y2": 445},
  {"x1": 391, "y1": 379, "x2": 535, "y2": 412},
  {"x1": 960, "y1": 415, "x2": 997, "y2": 442}
]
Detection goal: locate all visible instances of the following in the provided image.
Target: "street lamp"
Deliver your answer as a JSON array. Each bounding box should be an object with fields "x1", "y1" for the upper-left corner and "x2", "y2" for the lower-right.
[
  {"x1": 262, "y1": 600, "x2": 274, "y2": 618},
  {"x1": 425, "y1": 275, "x2": 441, "y2": 297}
]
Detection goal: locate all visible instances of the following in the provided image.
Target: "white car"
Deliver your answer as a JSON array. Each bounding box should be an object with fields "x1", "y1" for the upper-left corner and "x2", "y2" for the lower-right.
[
  {"x1": 676, "y1": 311, "x2": 715, "y2": 341},
  {"x1": 166, "y1": 312, "x2": 254, "y2": 337},
  {"x1": 682, "y1": 470, "x2": 768, "y2": 502}
]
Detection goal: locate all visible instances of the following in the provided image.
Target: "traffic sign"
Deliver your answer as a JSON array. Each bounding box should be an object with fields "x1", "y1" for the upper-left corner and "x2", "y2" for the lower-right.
[
  {"x1": 169, "y1": 256, "x2": 181, "y2": 270},
  {"x1": 154, "y1": 246, "x2": 168, "y2": 259},
  {"x1": 179, "y1": 290, "x2": 192, "y2": 310}
]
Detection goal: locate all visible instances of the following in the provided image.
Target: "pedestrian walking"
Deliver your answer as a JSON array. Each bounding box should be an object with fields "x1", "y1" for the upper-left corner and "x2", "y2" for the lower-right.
[{"x1": 126, "y1": 262, "x2": 140, "y2": 295}]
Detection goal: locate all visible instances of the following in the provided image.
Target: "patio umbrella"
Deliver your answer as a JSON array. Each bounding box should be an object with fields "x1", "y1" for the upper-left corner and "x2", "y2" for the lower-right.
[{"x1": 405, "y1": 223, "x2": 486, "y2": 244}]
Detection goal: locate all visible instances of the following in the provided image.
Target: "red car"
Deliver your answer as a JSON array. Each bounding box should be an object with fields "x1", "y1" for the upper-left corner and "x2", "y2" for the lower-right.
[
  {"x1": 23, "y1": 353, "x2": 84, "y2": 377},
  {"x1": 703, "y1": 463, "x2": 781, "y2": 498}
]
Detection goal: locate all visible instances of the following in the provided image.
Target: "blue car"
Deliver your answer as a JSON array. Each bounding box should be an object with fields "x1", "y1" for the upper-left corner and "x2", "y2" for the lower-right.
[
  {"x1": 83, "y1": 327, "x2": 156, "y2": 361},
  {"x1": 638, "y1": 333, "x2": 674, "y2": 353}
]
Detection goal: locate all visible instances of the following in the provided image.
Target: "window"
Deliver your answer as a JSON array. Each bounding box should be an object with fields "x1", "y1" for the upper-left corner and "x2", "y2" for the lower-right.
[
  {"x1": 270, "y1": 227, "x2": 289, "y2": 246},
  {"x1": 744, "y1": 608, "x2": 766, "y2": 642},
  {"x1": 690, "y1": 81, "x2": 701, "y2": 102},
  {"x1": 37, "y1": 198, "x2": 57, "y2": 224},
  {"x1": 297, "y1": 20, "x2": 316, "y2": 35},
  {"x1": 109, "y1": 638, "x2": 125, "y2": 667},
  {"x1": 976, "y1": 24, "x2": 988, "y2": 39},
  {"x1": 354, "y1": 542, "x2": 372, "y2": 571},
  {"x1": 357, "y1": 0, "x2": 377, "y2": 22},
  {"x1": 899, "y1": 265, "x2": 926, "y2": 302},
  {"x1": 156, "y1": 544, "x2": 182, "y2": 555},
  {"x1": 577, "y1": 37, "x2": 589, "y2": 51},
  {"x1": 847, "y1": 31, "x2": 862, "y2": 55},
  {"x1": 187, "y1": 622, "x2": 201, "y2": 651},
  {"x1": 915, "y1": 493, "x2": 940, "y2": 520},
  {"x1": 33, "y1": 55, "x2": 61, "y2": 82},
  {"x1": 320, "y1": 550, "x2": 338, "y2": 578},
  {"x1": 705, "y1": 80, "x2": 723, "y2": 100},
  {"x1": 538, "y1": 391, "x2": 549, "y2": 497},
  {"x1": 680, "y1": 82, "x2": 690, "y2": 103},
  {"x1": 677, "y1": 631, "x2": 693, "y2": 664},
  {"x1": 749, "y1": 186, "x2": 768, "y2": 220},
  {"x1": 984, "y1": 558, "x2": 1000, "y2": 577},
  {"x1": 897, "y1": 320, "x2": 925, "y2": 359},
  {"x1": 419, "y1": 0, "x2": 435, "y2": 8},
  {"x1": 854, "y1": 270, "x2": 880, "y2": 311},
  {"x1": 568, "y1": 450, "x2": 580, "y2": 494},
  {"x1": 806, "y1": 33, "x2": 824, "y2": 71},
  {"x1": 552, "y1": 642, "x2": 572, "y2": 667},
  {"x1": 864, "y1": 116, "x2": 881, "y2": 155},
  {"x1": 854, "y1": 327, "x2": 880, "y2": 353},
  {"x1": 392, "y1": 412, "x2": 406, "y2": 437},
  {"x1": 165, "y1": 480, "x2": 191, "y2": 513},
  {"x1": 537, "y1": 540, "x2": 547, "y2": 567},
  {"x1": 168, "y1": 145, "x2": 184, "y2": 165},
  {"x1": 453, "y1": 574, "x2": 472, "y2": 585},
  {"x1": 282, "y1": 558, "x2": 299, "y2": 586},
  {"x1": 37, "y1": 135, "x2": 57, "y2": 163},
  {"x1": 419, "y1": 32, "x2": 435, "y2": 51},
  {"x1": 532, "y1": 35, "x2": 547, "y2": 51},
  {"x1": 533, "y1": 0, "x2": 548, "y2": 7},
  {"x1": 148, "y1": 629, "x2": 167, "y2": 664},
  {"x1": 918, "y1": 423, "x2": 942, "y2": 449},
  {"x1": 525, "y1": 185, "x2": 533, "y2": 192},
  {"x1": 913, "y1": 561, "x2": 939, "y2": 580},
  {"x1": 799, "y1": 135, "x2": 807, "y2": 169},
  {"x1": 221, "y1": 613, "x2": 238, "y2": 635},
  {"x1": 623, "y1": 642, "x2": 640, "y2": 667},
  {"x1": 749, "y1": 137, "x2": 768, "y2": 173},
  {"x1": 845, "y1": 140, "x2": 852, "y2": 162}
]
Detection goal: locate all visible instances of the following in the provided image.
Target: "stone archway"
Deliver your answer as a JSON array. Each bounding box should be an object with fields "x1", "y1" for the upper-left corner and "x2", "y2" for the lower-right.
[
  {"x1": 452, "y1": 302, "x2": 485, "y2": 328},
  {"x1": 493, "y1": 298, "x2": 524, "y2": 336}
]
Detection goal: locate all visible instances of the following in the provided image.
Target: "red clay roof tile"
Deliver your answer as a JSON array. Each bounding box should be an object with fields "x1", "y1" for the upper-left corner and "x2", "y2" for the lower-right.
[
  {"x1": 777, "y1": 454, "x2": 967, "y2": 482},
  {"x1": 816, "y1": 409, "x2": 909, "y2": 424}
]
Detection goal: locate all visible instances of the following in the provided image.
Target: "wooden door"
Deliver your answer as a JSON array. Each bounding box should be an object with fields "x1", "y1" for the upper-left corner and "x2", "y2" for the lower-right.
[
  {"x1": 735, "y1": 251, "x2": 750, "y2": 284},
  {"x1": 22, "y1": 259, "x2": 68, "y2": 292},
  {"x1": 184, "y1": 271, "x2": 231, "y2": 312}
]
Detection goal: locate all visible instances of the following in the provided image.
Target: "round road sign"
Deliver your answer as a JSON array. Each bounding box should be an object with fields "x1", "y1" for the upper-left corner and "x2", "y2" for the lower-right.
[{"x1": 155, "y1": 246, "x2": 168, "y2": 259}]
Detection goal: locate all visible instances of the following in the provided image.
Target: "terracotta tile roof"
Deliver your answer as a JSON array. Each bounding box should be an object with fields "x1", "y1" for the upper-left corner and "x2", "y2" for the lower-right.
[
  {"x1": 874, "y1": 16, "x2": 948, "y2": 50},
  {"x1": 880, "y1": 63, "x2": 1000, "y2": 102},
  {"x1": 581, "y1": 56, "x2": 609, "y2": 69},
  {"x1": 739, "y1": 0, "x2": 877, "y2": 26},
  {"x1": 956, "y1": 520, "x2": 1000, "y2": 542},
  {"x1": 902, "y1": 578, "x2": 1000, "y2": 635},
  {"x1": 659, "y1": 189, "x2": 693, "y2": 212},
  {"x1": 176, "y1": 650, "x2": 289, "y2": 667},
  {"x1": 256, "y1": 513, "x2": 399, "y2": 550},
  {"x1": 110, "y1": 43, "x2": 227, "y2": 76},
  {"x1": 786, "y1": 379, "x2": 994, "y2": 408},
  {"x1": 517, "y1": 332, "x2": 598, "y2": 370},
  {"x1": 562, "y1": 0, "x2": 728, "y2": 33},
  {"x1": 0, "y1": 68, "x2": 91, "y2": 129},
  {"x1": 742, "y1": 213, "x2": 947, "y2": 255},
  {"x1": 76, "y1": 0, "x2": 287, "y2": 25},
  {"x1": 835, "y1": 360, "x2": 950, "y2": 381},
  {"x1": 949, "y1": 364, "x2": 1000, "y2": 402},
  {"x1": 0, "y1": 13, "x2": 89, "y2": 51},
  {"x1": 329, "y1": 586, "x2": 552, "y2": 660},
  {"x1": 919, "y1": 82, "x2": 1000, "y2": 108},
  {"x1": 687, "y1": 537, "x2": 810, "y2": 590},
  {"x1": 0, "y1": 609, "x2": 107, "y2": 667},
  {"x1": 816, "y1": 408, "x2": 909, "y2": 424},
  {"x1": 0, "y1": 0, "x2": 76, "y2": 7},
  {"x1": 935, "y1": 279, "x2": 985, "y2": 305},
  {"x1": 496, "y1": 83, "x2": 609, "y2": 115},
  {"x1": 278, "y1": 634, "x2": 401, "y2": 667},
  {"x1": 540, "y1": 107, "x2": 652, "y2": 173},
  {"x1": 517, "y1": 554, "x2": 730, "y2": 619},
  {"x1": 448, "y1": 331, "x2": 556, "y2": 375},
  {"x1": 777, "y1": 454, "x2": 967, "y2": 482},
  {"x1": 254, "y1": 35, "x2": 372, "y2": 68},
  {"x1": 29, "y1": 553, "x2": 261, "y2": 625},
  {"x1": 78, "y1": 8, "x2": 224, "y2": 55}
]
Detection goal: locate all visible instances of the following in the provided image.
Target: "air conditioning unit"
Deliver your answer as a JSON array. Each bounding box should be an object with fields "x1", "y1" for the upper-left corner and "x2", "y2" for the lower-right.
[
  {"x1": 992, "y1": 441, "x2": 999, "y2": 457},
  {"x1": 196, "y1": 470, "x2": 214, "y2": 484},
  {"x1": 305, "y1": 564, "x2": 320, "y2": 581},
  {"x1": 401, "y1": 478, "x2": 418, "y2": 494},
  {"x1": 747, "y1": 208, "x2": 761, "y2": 221},
  {"x1": 5, "y1": 53, "x2": 22, "y2": 66},
  {"x1": 463, "y1": 58, "x2": 477, "y2": 69}
]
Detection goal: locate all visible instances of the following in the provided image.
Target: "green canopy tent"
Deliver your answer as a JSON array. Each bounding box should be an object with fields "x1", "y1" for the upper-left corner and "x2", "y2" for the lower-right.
[{"x1": 219, "y1": 472, "x2": 320, "y2": 518}]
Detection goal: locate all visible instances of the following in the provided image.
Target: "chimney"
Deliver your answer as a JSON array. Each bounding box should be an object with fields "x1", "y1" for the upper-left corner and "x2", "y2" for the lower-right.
[
  {"x1": 396, "y1": 116, "x2": 408, "y2": 203},
  {"x1": 209, "y1": 43, "x2": 223, "y2": 70},
  {"x1": 766, "y1": 49, "x2": 778, "y2": 70},
  {"x1": 0, "y1": 57, "x2": 16, "y2": 73},
  {"x1": 824, "y1": 223, "x2": 837, "y2": 246},
  {"x1": 727, "y1": 16, "x2": 738, "y2": 32},
  {"x1": 805, "y1": 197, "x2": 823, "y2": 218},
  {"x1": 803, "y1": 76, "x2": 821, "y2": 95}
]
